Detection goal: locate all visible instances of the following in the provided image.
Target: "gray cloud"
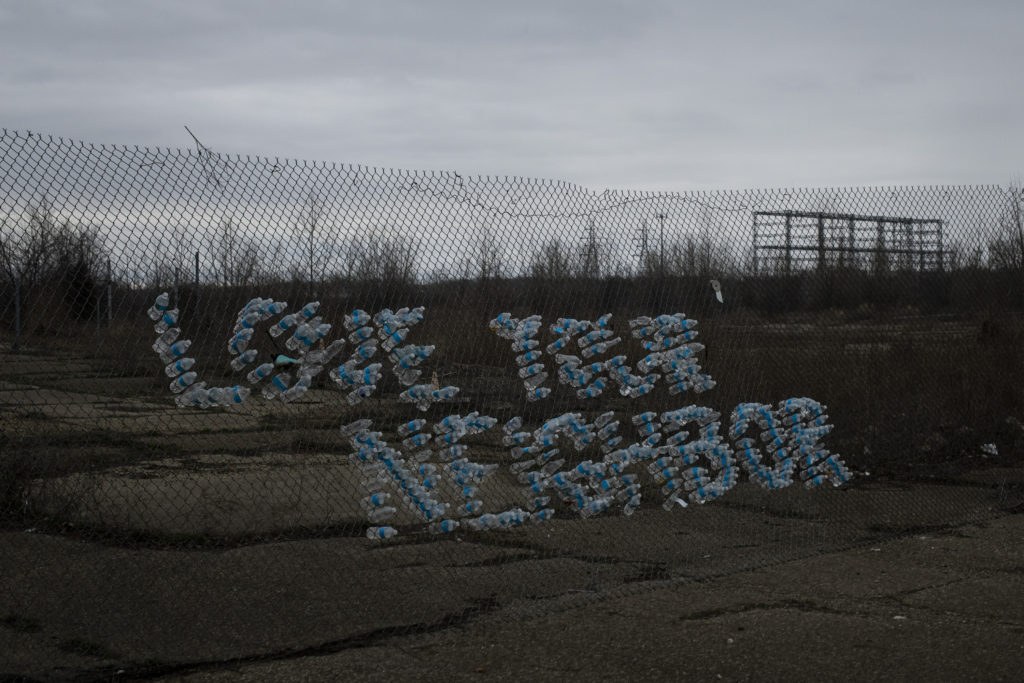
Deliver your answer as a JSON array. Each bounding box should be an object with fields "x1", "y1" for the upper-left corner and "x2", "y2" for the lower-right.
[{"x1": 1, "y1": 0, "x2": 1021, "y2": 189}]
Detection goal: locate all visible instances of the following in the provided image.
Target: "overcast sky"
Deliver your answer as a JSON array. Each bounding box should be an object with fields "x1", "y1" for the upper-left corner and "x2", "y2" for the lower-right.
[{"x1": 1, "y1": 0, "x2": 1020, "y2": 191}]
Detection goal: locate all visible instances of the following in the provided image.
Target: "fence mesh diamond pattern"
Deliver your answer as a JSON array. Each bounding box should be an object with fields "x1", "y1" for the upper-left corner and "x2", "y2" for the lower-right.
[{"x1": 1, "y1": 128, "x2": 1022, "y2": 675}]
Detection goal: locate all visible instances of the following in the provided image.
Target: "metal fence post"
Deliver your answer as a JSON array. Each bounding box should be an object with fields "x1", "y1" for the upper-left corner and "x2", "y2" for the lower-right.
[
  {"x1": 13, "y1": 274, "x2": 21, "y2": 351},
  {"x1": 194, "y1": 251, "x2": 200, "y2": 320},
  {"x1": 106, "y1": 258, "x2": 112, "y2": 325}
]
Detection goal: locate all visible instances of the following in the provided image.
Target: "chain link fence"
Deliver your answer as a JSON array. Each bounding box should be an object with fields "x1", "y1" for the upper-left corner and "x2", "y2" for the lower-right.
[{"x1": 1, "y1": 128, "x2": 1022, "y2": 675}]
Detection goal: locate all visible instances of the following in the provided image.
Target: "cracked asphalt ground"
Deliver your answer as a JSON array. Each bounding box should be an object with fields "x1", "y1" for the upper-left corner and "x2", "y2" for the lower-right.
[
  {"x1": 165, "y1": 513, "x2": 1024, "y2": 683},
  {"x1": 1, "y1": 472, "x2": 1022, "y2": 682}
]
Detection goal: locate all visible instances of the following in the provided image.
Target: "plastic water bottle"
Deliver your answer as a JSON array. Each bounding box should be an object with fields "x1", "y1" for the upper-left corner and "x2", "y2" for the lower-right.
[
  {"x1": 304, "y1": 340, "x2": 346, "y2": 366},
  {"x1": 282, "y1": 375, "x2": 312, "y2": 403},
  {"x1": 285, "y1": 323, "x2": 312, "y2": 351},
  {"x1": 510, "y1": 339, "x2": 539, "y2": 352},
  {"x1": 523, "y1": 372, "x2": 548, "y2": 390},
  {"x1": 526, "y1": 387, "x2": 552, "y2": 402},
  {"x1": 227, "y1": 329, "x2": 254, "y2": 355},
  {"x1": 366, "y1": 526, "x2": 398, "y2": 540},
  {"x1": 398, "y1": 384, "x2": 432, "y2": 403},
  {"x1": 299, "y1": 301, "x2": 320, "y2": 319},
  {"x1": 346, "y1": 385, "x2": 375, "y2": 405},
  {"x1": 348, "y1": 326, "x2": 374, "y2": 344},
  {"x1": 396, "y1": 419, "x2": 426, "y2": 437},
  {"x1": 169, "y1": 371, "x2": 197, "y2": 394},
  {"x1": 361, "y1": 363, "x2": 383, "y2": 386},
  {"x1": 515, "y1": 350, "x2": 544, "y2": 367},
  {"x1": 147, "y1": 292, "x2": 170, "y2": 321},
  {"x1": 581, "y1": 338, "x2": 621, "y2": 359},
  {"x1": 460, "y1": 500, "x2": 484, "y2": 516},
  {"x1": 432, "y1": 386, "x2": 460, "y2": 401},
  {"x1": 309, "y1": 323, "x2": 332, "y2": 347},
  {"x1": 261, "y1": 372, "x2": 292, "y2": 400},
  {"x1": 366, "y1": 506, "x2": 397, "y2": 523},
  {"x1": 351, "y1": 340, "x2": 379, "y2": 361},
  {"x1": 329, "y1": 361, "x2": 359, "y2": 387},
  {"x1": 234, "y1": 311, "x2": 260, "y2": 333},
  {"x1": 342, "y1": 309, "x2": 371, "y2": 331},
  {"x1": 402, "y1": 432, "x2": 433, "y2": 449},
  {"x1": 174, "y1": 382, "x2": 210, "y2": 408},
  {"x1": 627, "y1": 383, "x2": 655, "y2": 398},
  {"x1": 158, "y1": 339, "x2": 191, "y2": 364},
  {"x1": 545, "y1": 336, "x2": 570, "y2": 354},
  {"x1": 428, "y1": 519, "x2": 459, "y2": 534},
  {"x1": 269, "y1": 313, "x2": 299, "y2": 338},
  {"x1": 152, "y1": 328, "x2": 181, "y2": 354},
  {"x1": 518, "y1": 363, "x2": 545, "y2": 379},
  {"x1": 229, "y1": 349, "x2": 258, "y2": 371},
  {"x1": 393, "y1": 367, "x2": 422, "y2": 386},
  {"x1": 210, "y1": 385, "x2": 250, "y2": 405},
  {"x1": 164, "y1": 357, "x2": 195, "y2": 377},
  {"x1": 244, "y1": 362, "x2": 273, "y2": 384},
  {"x1": 577, "y1": 379, "x2": 606, "y2": 399},
  {"x1": 154, "y1": 309, "x2": 179, "y2": 334},
  {"x1": 264, "y1": 300, "x2": 288, "y2": 317},
  {"x1": 360, "y1": 493, "x2": 391, "y2": 511}
]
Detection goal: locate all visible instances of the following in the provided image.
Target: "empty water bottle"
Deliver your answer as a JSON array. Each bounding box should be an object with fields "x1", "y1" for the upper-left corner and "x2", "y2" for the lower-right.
[
  {"x1": 393, "y1": 367, "x2": 422, "y2": 386},
  {"x1": 269, "y1": 313, "x2": 299, "y2": 338},
  {"x1": 545, "y1": 336, "x2": 571, "y2": 354},
  {"x1": 346, "y1": 384, "x2": 376, "y2": 405},
  {"x1": 581, "y1": 338, "x2": 621, "y2": 359},
  {"x1": 381, "y1": 328, "x2": 410, "y2": 354},
  {"x1": 175, "y1": 382, "x2": 210, "y2": 409},
  {"x1": 227, "y1": 329, "x2": 254, "y2": 355},
  {"x1": 304, "y1": 340, "x2": 346, "y2": 366},
  {"x1": 432, "y1": 386, "x2": 460, "y2": 401},
  {"x1": 234, "y1": 311, "x2": 260, "y2": 333},
  {"x1": 523, "y1": 372, "x2": 549, "y2": 390},
  {"x1": 350, "y1": 340, "x2": 379, "y2": 362},
  {"x1": 244, "y1": 362, "x2": 273, "y2": 384},
  {"x1": 164, "y1": 357, "x2": 195, "y2": 377},
  {"x1": 154, "y1": 309, "x2": 179, "y2": 334},
  {"x1": 344, "y1": 309, "x2": 372, "y2": 331},
  {"x1": 530, "y1": 508, "x2": 556, "y2": 523},
  {"x1": 152, "y1": 328, "x2": 181, "y2": 354},
  {"x1": 147, "y1": 292, "x2": 170, "y2": 321},
  {"x1": 158, "y1": 339, "x2": 191, "y2": 365},
  {"x1": 169, "y1": 371, "x2": 197, "y2": 394},
  {"x1": 221, "y1": 387, "x2": 248, "y2": 403},
  {"x1": 299, "y1": 301, "x2": 320, "y2": 319},
  {"x1": 282, "y1": 375, "x2": 312, "y2": 403},
  {"x1": 577, "y1": 379, "x2": 606, "y2": 399},
  {"x1": 526, "y1": 387, "x2": 552, "y2": 402},
  {"x1": 402, "y1": 432, "x2": 433, "y2": 449},
  {"x1": 366, "y1": 506, "x2": 397, "y2": 524},
  {"x1": 229, "y1": 349, "x2": 258, "y2": 371},
  {"x1": 264, "y1": 300, "x2": 287, "y2": 317},
  {"x1": 347, "y1": 326, "x2": 374, "y2": 344},
  {"x1": 518, "y1": 363, "x2": 545, "y2": 379},
  {"x1": 366, "y1": 526, "x2": 398, "y2": 540},
  {"x1": 261, "y1": 372, "x2": 292, "y2": 400},
  {"x1": 461, "y1": 500, "x2": 484, "y2": 516}
]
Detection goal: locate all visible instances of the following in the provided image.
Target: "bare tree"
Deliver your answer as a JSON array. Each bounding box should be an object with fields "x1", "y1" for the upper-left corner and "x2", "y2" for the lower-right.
[
  {"x1": 529, "y1": 239, "x2": 575, "y2": 280},
  {"x1": 293, "y1": 191, "x2": 340, "y2": 296},
  {"x1": 212, "y1": 218, "x2": 259, "y2": 287},
  {"x1": 988, "y1": 185, "x2": 1024, "y2": 270},
  {"x1": 349, "y1": 228, "x2": 418, "y2": 287},
  {"x1": 464, "y1": 224, "x2": 503, "y2": 282}
]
